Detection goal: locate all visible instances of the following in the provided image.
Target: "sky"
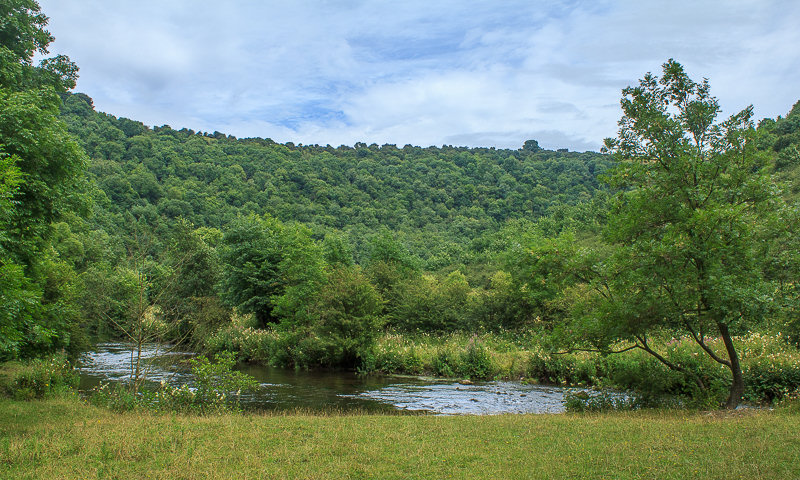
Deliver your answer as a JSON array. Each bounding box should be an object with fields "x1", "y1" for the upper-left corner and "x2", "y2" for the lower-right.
[{"x1": 37, "y1": 0, "x2": 800, "y2": 152}]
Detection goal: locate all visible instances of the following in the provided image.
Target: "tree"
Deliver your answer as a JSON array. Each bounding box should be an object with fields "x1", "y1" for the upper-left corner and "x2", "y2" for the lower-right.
[
  {"x1": 559, "y1": 60, "x2": 779, "y2": 408},
  {"x1": 0, "y1": 0, "x2": 87, "y2": 358},
  {"x1": 158, "y1": 221, "x2": 223, "y2": 341},
  {"x1": 305, "y1": 265, "x2": 384, "y2": 367},
  {"x1": 522, "y1": 139, "x2": 542, "y2": 153},
  {"x1": 218, "y1": 215, "x2": 286, "y2": 327},
  {"x1": 1, "y1": 1, "x2": 84, "y2": 264},
  {"x1": 218, "y1": 214, "x2": 325, "y2": 328}
]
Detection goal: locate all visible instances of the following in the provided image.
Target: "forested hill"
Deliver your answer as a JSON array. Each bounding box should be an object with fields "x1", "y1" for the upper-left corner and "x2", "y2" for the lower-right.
[{"x1": 59, "y1": 92, "x2": 611, "y2": 267}]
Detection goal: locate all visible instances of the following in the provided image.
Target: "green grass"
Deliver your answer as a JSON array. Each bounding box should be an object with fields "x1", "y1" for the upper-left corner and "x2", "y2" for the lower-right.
[{"x1": 1, "y1": 395, "x2": 799, "y2": 479}]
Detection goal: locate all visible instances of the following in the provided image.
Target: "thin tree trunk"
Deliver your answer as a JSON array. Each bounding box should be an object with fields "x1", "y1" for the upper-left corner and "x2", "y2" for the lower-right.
[{"x1": 717, "y1": 322, "x2": 744, "y2": 409}]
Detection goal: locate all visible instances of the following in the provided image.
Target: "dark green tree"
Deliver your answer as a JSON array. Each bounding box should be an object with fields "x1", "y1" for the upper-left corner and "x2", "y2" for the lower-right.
[
  {"x1": 217, "y1": 215, "x2": 286, "y2": 327},
  {"x1": 218, "y1": 214, "x2": 325, "y2": 328},
  {"x1": 522, "y1": 139, "x2": 542, "y2": 153}
]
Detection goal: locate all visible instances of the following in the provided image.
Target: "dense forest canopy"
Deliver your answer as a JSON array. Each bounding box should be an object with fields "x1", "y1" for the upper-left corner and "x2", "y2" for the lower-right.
[{"x1": 57, "y1": 92, "x2": 611, "y2": 268}]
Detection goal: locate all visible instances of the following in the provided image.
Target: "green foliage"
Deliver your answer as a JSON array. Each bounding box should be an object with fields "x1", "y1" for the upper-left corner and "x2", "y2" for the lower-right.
[
  {"x1": 745, "y1": 358, "x2": 800, "y2": 404},
  {"x1": 270, "y1": 223, "x2": 327, "y2": 327},
  {"x1": 0, "y1": 153, "x2": 21, "y2": 233},
  {"x1": 0, "y1": 0, "x2": 77, "y2": 92},
  {"x1": 40, "y1": 54, "x2": 614, "y2": 357},
  {"x1": 0, "y1": 263, "x2": 39, "y2": 359},
  {"x1": 0, "y1": 1, "x2": 88, "y2": 359},
  {"x1": 389, "y1": 271, "x2": 472, "y2": 332},
  {"x1": 459, "y1": 335, "x2": 495, "y2": 379},
  {"x1": 89, "y1": 351, "x2": 259, "y2": 414},
  {"x1": 87, "y1": 382, "x2": 138, "y2": 413},
  {"x1": 469, "y1": 271, "x2": 519, "y2": 330},
  {"x1": 217, "y1": 214, "x2": 287, "y2": 326},
  {"x1": 5, "y1": 3, "x2": 800, "y2": 412},
  {"x1": 539, "y1": 60, "x2": 788, "y2": 409},
  {"x1": 218, "y1": 214, "x2": 324, "y2": 328},
  {"x1": 208, "y1": 267, "x2": 383, "y2": 369},
  {"x1": 321, "y1": 231, "x2": 354, "y2": 266},
  {"x1": 0, "y1": 53, "x2": 86, "y2": 269},
  {"x1": 0, "y1": 353, "x2": 77, "y2": 400},
  {"x1": 303, "y1": 265, "x2": 384, "y2": 367},
  {"x1": 59, "y1": 90, "x2": 611, "y2": 272},
  {"x1": 188, "y1": 351, "x2": 260, "y2": 413},
  {"x1": 522, "y1": 139, "x2": 542, "y2": 152},
  {"x1": 563, "y1": 390, "x2": 637, "y2": 413},
  {"x1": 157, "y1": 220, "x2": 223, "y2": 340}
]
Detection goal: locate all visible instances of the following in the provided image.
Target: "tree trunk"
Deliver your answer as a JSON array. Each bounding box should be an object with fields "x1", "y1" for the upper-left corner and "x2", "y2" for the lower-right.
[{"x1": 717, "y1": 322, "x2": 744, "y2": 409}]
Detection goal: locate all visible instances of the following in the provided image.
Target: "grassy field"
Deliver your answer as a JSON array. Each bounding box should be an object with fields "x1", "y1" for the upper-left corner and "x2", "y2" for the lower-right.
[{"x1": 1, "y1": 395, "x2": 798, "y2": 479}]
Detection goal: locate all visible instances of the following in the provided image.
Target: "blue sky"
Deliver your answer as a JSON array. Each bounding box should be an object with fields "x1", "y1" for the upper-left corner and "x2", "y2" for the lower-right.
[{"x1": 38, "y1": 0, "x2": 800, "y2": 151}]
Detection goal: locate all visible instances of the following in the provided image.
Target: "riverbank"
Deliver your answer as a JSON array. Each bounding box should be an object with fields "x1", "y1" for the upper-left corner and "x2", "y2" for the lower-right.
[
  {"x1": 209, "y1": 328, "x2": 800, "y2": 405},
  {"x1": 1, "y1": 394, "x2": 798, "y2": 479}
]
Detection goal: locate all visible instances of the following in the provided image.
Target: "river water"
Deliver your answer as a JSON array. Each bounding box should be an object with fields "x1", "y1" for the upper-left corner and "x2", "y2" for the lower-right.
[{"x1": 77, "y1": 343, "x2": 573, "y2": 415}]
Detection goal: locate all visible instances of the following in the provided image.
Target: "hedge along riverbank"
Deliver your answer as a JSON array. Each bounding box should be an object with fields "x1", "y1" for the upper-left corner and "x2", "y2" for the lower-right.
[{"x1": 206, "y1": 327, "x2": 800, "y2": 406}]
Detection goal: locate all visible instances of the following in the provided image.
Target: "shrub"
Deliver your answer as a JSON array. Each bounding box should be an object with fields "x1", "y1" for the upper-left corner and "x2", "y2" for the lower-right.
[
  {"x1": 459, "y1": 336, "x2": 494, "y2": 379},
  {"x1": 88, "y1": 382, "x2": 138, "y2": 412},
  {"x1": 432, "y1": 349, "x2": 459, "y2": 377},
  {"x1": 563, "y1": 389, "x2": 636, "y2": 413},
  {"x1": 88, "y1": 351, "x2": 260, "y2": 414},
  {"x1": 189, "y1": 351, "x2": 260, "y2": 413},
  {"x1": 744, "y1": 356, "x2": 800, "y2": 403},
  {"x1": 306, "y1": 265, "x2": 384, "y2": 367},
  {"x1": 776, "y1": 389, "x2": 800, "y2": 412},
  {"x1": 1, "y1": 353, "x2": 78, "y2": 400},
  {"x1": 527, "y1": 352, "x2": 577, "y2": 385}
]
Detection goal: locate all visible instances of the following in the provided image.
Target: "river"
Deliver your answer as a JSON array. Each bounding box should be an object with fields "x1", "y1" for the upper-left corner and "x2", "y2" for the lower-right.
[{"x1": 77, "y1": 343, "x2": 576, "y2": 415}]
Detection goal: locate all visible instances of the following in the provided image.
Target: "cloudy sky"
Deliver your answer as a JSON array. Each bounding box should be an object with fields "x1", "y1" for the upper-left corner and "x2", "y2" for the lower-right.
[{"x1": 37, "y1": 0, "x2": 800, "y2": 151}]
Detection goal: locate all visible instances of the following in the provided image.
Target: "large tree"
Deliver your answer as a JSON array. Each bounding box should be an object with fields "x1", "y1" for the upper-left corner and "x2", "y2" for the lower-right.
[
  {"x1": 0, "y1": 0, "x2": 87, "y2": 358},
  {"x1": 559, "y1": 60, "x2": 780, "y2": 408},
  {"x1": 1, "y1": 0, "x2": 85, "y2": 266}
]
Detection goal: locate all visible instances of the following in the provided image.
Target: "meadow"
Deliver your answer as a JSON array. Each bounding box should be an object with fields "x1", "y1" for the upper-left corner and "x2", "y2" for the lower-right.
[{"x1": 2, "y1": 394, "x2": 798, "y2": 479}]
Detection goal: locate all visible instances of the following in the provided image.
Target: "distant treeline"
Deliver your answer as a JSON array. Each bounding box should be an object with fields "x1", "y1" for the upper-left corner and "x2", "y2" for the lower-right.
[{"x1": 58, "y1": 92, "x2": 611, "y2": 269}]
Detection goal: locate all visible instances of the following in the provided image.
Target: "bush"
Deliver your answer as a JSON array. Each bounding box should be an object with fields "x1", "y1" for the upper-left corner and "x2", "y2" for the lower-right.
[
  {"x1": 368, "y1": 336, "x2": 425, "y2": 374},
  {"x1": 189, "y1": 351, "x2": 260, "y2": 413},
  {"x1": 744, "y1": 356, "x2": 800, "y2": 403},
  {"x1": 306, "y1": 265, "x2": 384, "y2": 367},
  {"x1": 432, "y1": 349, "x2": 459, "y2": 377},
  {"x1": 563, "y1": 389, "x2": 636, "y2": 413},
  {"x1": 775, "y1": 389, "x2": 800, "y2": 412},
  {"x1": 1, "y1": 353, "x2": 78, "y2": 400},
  {"x1": 459, "y1": 336, "x2": 494, "y2": 379},
  {"x1": 89, "y1": 351, "x2": 260, "y2": 414},
  {"x1": 527, "y1": 352, "x2": 577, "y2": 385},
  {"x1": 88, "y1": 382, "x2": 138, "y2": 412}
]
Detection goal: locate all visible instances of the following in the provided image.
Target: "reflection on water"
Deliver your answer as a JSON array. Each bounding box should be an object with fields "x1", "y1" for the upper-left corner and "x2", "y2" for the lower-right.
[{"x1": 78, "y1": 343, "x2": 573, "y2": 415}]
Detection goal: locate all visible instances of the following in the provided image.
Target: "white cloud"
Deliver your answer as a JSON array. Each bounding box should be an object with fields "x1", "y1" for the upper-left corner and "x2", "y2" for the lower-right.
[{"x1": 37, "y1": 0, "x2": 800, "y2": 151}]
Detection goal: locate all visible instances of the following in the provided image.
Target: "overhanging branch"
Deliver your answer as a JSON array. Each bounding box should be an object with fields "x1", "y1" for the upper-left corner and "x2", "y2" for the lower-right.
[
  {"x1": 551, "y1": 344, "x2": 639, "y2": 356},
  {"x1": 683, "y1": 319, "x2": 731, "y2": 367}
]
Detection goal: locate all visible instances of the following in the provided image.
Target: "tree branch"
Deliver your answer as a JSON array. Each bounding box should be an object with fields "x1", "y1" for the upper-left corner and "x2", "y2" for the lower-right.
[
  {"x1": 551, "y1": 344, "x2": 639, "y2": 356},
  {"x1": 635, "y1": 334, "x2": 707, "y2": 391},
  {"x1": 683, "y1": 319, "x2": 731, "y2": 367}
]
